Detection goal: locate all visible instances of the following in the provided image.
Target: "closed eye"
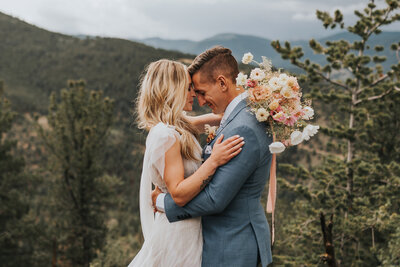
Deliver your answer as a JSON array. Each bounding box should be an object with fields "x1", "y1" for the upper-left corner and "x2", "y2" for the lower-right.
[{"x1": 195, "y1": 90, "x2": 205, "y2": 96}]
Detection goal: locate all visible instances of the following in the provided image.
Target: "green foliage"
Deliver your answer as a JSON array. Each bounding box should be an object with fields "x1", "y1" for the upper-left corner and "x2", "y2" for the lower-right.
[
  {"x1": 0, "y1": 81, "x2": 41, "y2": 266},
  {"x1": 0, "y1": 12, "x2": 194, "y2": 115},
  {"x1": 38, "y1": 80, "x2": 119, "y2": 266},
  {"x1": 271, "y1": 1, "x2": 400, "y2": 266},
  {"x1": 0, "y1": 2, "x2": 398, "y2": 266}
]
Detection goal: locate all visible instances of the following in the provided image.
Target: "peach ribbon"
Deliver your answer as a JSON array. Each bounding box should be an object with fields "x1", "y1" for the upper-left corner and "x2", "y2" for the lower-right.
[{"x1": 266, "y1": 153, "x2": 276, "y2": 245}]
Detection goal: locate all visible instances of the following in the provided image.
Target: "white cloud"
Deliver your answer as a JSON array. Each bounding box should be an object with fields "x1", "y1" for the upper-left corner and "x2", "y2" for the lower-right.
[
  {"x1": 0, "y1": 0, "x2": 398, "y2": 41},
  {"x1": 292, "y1": 12, "x2": 317, "y2": 21}
]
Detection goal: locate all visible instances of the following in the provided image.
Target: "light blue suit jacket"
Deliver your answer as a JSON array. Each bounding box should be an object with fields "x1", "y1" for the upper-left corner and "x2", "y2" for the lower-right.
[{"x1": 164, "y1": 99, "x2": 273, "y2": 267}]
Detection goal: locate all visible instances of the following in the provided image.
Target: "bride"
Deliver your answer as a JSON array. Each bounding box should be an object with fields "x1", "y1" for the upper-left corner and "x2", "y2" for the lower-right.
[{"x1": 128, "y1": 59, "x2": 244, "y2": 266}]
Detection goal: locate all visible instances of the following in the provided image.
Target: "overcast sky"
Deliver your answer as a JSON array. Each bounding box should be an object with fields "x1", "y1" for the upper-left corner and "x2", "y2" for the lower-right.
[{"x1": 0, "y1": 0, "x2": 399, "y2": 41}]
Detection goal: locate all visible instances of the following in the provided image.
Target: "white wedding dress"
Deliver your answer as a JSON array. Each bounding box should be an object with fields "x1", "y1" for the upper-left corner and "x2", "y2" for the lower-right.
[{"x1": 128, "y1": 122, "x2": 203, "y2": 267}]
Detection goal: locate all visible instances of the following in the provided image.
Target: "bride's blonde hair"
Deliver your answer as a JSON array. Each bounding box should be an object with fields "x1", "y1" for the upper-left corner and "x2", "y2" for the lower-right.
[{"x1": 136, "y1": 59, "x2": 200, "y2": 161}]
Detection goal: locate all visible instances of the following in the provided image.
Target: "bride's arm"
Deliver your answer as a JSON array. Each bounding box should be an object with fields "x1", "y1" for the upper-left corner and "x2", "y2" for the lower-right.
[
  {"x1": 163, "y1": 134, "x2": 244, "y2": 207},
  {"x1": 186, "y1": 113, "x2": 223, "y2": 132}
]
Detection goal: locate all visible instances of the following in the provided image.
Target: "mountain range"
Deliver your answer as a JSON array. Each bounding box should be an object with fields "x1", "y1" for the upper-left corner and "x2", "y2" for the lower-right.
[
  {"x1": 138, "y1": 31, "x2": 400, "y2": 71},
  {"x1": 0, "y1": 10, "x2": 399, "y2": 115}
]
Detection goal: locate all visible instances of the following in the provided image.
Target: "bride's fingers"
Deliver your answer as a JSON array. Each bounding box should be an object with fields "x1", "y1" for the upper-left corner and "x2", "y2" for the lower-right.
[
  {"x1": 223, "y1": 136, "x2": 244, "y2": 149},
  {"x1": 221, "y1": 135, "x2": 241, "y2": 146},
  {"x1": 229, "y1": 146, "x2": 243, "y2": 158},
  {"x1": 214, "y1": 134, "x2": 224, "y2": 145},
  {"x1": 227, "y1": 140, "x2": 245, "y2": 154}
]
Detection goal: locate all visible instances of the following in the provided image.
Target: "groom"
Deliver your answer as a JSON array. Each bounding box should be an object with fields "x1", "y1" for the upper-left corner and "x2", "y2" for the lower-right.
[{"x1": 154, "y1": 46, "x2": 273, "y2": 267}]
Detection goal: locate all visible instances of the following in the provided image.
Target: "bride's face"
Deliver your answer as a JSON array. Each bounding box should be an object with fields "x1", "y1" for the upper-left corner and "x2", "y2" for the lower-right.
[{"x1": 183, "y1": 74, "x2": 196, "y2": 111}]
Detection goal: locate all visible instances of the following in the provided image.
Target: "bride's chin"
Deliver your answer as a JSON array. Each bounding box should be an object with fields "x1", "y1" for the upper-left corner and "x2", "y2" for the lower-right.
[{"x1": 183, "y1": 105, "x2": 192, "y2": 112}]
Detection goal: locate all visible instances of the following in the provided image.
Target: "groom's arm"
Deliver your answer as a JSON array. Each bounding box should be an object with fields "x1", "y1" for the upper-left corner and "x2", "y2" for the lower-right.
[{"x1": 164, "y1": 125, "x2": 262, "y2": 223}]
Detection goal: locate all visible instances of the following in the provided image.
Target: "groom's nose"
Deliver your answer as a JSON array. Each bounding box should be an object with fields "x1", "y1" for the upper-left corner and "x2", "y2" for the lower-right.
[{"x1": 197, "y1": 95, "x2": 206, "y2": 106}]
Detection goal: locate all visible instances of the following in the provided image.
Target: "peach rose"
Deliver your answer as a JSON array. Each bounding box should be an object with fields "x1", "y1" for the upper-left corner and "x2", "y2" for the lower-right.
[
  {"x1": 249, "y1": 85, "x2": 272, "y2": 102},
  {"x1": 269, "y1": 100, "x2": 280, "y2": 111},
  {"x1": 287, "y1": 76, "x2": 300, "y2": 91}
]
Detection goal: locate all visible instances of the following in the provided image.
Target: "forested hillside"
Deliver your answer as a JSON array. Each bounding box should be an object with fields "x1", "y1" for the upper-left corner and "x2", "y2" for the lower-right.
[
  {"x1": 0, "y1": 12, "x2": 194, "y2": 114},
  {"x1": 1, "y1": 0, "x2": 399, "y2": 265},
  {"x1": 0, "y1": 11, "x2": 196, "y2": 266}
]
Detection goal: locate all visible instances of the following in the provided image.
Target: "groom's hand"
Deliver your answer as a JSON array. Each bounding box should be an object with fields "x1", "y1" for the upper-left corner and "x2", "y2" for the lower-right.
[{"x1": 152, "y1": 186, "x2": 162, "y2": 212}]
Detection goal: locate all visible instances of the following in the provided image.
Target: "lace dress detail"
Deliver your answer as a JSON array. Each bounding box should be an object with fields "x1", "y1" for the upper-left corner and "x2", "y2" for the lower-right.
[{"x1": 128, "y1": 122, "x2": 203, "y2": 267}]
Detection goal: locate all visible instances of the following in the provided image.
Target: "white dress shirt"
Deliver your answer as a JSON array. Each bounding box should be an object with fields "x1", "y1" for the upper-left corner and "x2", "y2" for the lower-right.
[{"x1": 156, "y1": 91, "x2": 248, "y2": 212}]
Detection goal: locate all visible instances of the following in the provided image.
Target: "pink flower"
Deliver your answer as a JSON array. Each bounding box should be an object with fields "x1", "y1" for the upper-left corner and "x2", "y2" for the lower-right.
[
  {"x1": 275, "y1": 105, "x2": 283, "y2": 112},
  {"x1": 272, "y1": 111, "x2": 286, "y2": 122},
  {"x1": 284, "y1": 116, "x2": 297, "y2": 126},
  {"x1": 294, "y1": 110, "x2": 305, "y2": 119},
  {"x1": 247, "y1": 79, "x2": 258, "y2": 88}
]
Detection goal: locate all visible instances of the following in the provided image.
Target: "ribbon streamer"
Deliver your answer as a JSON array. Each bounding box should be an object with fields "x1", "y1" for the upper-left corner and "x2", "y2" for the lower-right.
[
  {"x1": 266, "y1": 153, "x2": 276, "y2": 245},
  {"x1": 266, "y1": 128, "x2": 277, "y2": 245}
]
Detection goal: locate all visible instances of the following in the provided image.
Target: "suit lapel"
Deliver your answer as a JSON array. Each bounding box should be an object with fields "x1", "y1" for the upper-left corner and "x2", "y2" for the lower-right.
[
  {"x1": 202, "y1": 99, "x2": 248, "y2": 161},
  {"x1": 215, "y1": 99, "x2": 247, "y2": 136}
]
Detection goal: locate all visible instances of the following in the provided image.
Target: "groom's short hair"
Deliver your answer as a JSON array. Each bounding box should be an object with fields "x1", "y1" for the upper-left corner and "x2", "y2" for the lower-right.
[{"x1": 188, "y1": 46, "x2": 239, "y2": 84}]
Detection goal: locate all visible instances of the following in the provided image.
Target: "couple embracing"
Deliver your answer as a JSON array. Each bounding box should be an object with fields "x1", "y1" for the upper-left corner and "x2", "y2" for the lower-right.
[{"x1": 129, "y1": 46, "x2": 273, "y2": 267}]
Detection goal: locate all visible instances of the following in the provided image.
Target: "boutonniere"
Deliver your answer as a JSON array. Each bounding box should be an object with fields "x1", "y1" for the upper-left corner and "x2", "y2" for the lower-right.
[{"x1": 204, "y1": 124, "x2": 219, "y2": 143}]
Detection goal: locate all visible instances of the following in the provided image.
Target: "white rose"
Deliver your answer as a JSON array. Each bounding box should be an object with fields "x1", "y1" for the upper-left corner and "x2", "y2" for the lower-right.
[
  {"x1": 250, "y1": 68, "x2": 266, "y2": 81},
  {"x1": 256, "y1": 108, "x2": 269, "y2": 122},
  {"x1": 268, "y1": 77, "x2": 281, "y2": 91},
  {"x1": 278, "y1": 73, "x2": 289, "y2": 86},
  {"x1": 303, "y1": 107, "x2": 314, "y2": 120},
  {"x1": 280, "y1": 86, "x2": 295, "y2": 98},
  {"x1": 236, "y1": 73, "x2": 248, "y2": 86},
  {"x1": 242, "y1": 52, "x2": 254, "y2": 64},
  {"x1": 290, "y1": 130, "x2": 303, "y2": 145},
  {"x1": 269, "y1": 142, "x2": 286, "y2": 154},
  {"x1": 302, "y1": 124, "x2": 319, "y2": 141}
]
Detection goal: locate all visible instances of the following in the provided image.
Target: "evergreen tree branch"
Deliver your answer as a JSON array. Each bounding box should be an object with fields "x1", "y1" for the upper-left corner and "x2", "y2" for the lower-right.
[
  {"x1": 315, "y1": 70, "x2": 349, "y2": 90},
  {"x1": 294, "y1": 58, "x2": 349, "y2": 90},
  {"x1": 64, "y1": 169, "x2": 80, "y2": 211},
  {"x1": 356, "y1": 74, "x2": 389, "y2": 94},
  {"x1": 354, "y1": 86, "x2": 399, "y2": 105}
]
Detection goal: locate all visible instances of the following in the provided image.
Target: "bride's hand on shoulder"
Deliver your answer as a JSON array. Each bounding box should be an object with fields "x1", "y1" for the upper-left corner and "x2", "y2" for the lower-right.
[
  {"x1": 186, "y1": 113, "x2": 223, "y2": 132},
  {"x1": 210, "y1": 134, "x2": 244, "y2": 166}
]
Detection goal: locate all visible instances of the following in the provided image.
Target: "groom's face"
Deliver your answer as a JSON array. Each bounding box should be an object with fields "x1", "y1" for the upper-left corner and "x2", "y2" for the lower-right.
[{"x1": 192, "y1": 71, "x2": 228, "y2": 114}]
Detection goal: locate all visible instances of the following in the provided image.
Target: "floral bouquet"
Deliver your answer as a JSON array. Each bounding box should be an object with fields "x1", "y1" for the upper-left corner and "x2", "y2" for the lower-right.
[{"x1": 237, "y1": 52, "x2": 319, "y2": 154}]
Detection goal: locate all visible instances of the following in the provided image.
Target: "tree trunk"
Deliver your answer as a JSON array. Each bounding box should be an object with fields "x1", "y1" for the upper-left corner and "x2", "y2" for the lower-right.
[
  {"x1": 51, "y1": 238, "x2": 57, "y2": 267},
  {"x1": 320, "y1": 213, "x2": 338, "y2": 267}
]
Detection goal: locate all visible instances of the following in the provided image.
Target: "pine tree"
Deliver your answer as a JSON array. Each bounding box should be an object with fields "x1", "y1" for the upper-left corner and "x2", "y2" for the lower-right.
[
  {"x1": 0, "y1": 81, "x2": 39, "y2": 266},
  {"x1": 271, "y1": 1, "x2": 400, "y2": 265},
  {"x1": 39, "y1": 80, "x2": 118, "y2": 266}
]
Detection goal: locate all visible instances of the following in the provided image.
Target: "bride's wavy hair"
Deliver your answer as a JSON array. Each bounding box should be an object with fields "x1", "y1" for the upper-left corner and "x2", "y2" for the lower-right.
[{"x1": 136, "y1": 59, "x2": 200, "y2": 161}]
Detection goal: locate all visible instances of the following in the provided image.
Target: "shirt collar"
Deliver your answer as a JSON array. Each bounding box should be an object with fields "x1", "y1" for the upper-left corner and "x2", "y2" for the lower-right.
[{"x1": 220, "y1": 91, "x2": 248, "y2": 126}]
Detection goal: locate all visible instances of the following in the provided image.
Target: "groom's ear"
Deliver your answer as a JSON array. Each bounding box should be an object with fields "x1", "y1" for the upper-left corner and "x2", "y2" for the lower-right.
[{"x1": 216, "y1": 75, "x2": 228, "y2": 92}]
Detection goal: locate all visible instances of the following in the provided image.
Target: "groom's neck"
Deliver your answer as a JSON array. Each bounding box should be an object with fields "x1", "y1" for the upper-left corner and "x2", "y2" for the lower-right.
[{"x1": 226, "y1": 86, "x2": 245, "y2": 104}]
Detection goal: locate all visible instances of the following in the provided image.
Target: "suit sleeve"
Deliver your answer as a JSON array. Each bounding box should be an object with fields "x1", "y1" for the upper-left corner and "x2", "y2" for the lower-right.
[{"x1": 164, "y1": 125, "x2": 260, "y2": 222}]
